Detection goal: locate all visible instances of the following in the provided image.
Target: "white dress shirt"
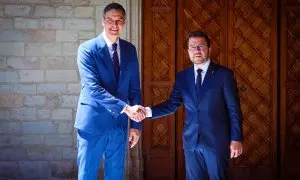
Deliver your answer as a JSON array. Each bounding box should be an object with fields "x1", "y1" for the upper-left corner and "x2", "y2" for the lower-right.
[
  {"x1": 103, "y1": 32, "x2": 126, "y2": 113},
  {"x1": 194, "y1": 59, "x2": 211, "y2": 85},
  {"x1": 103, "y1": 32, "x2": 121, "y2": 63},
  {"x1": 146, "y1": 59, "x2": 211, "y2": 117}
]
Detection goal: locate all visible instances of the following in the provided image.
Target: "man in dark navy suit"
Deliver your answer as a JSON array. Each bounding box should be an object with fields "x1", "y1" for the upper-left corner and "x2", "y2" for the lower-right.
[
  {"x1": 141, "y1": 31, "x2": 244, "y2": 180},
  {"x1": 75, "y1": 3, "x2": 145, "y2": 180}
]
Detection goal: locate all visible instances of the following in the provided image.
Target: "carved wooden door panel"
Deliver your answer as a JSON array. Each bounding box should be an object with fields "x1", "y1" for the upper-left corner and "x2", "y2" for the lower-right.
[
  {"x1": 226, "y1": 1, "x2": 278, "y2": 179},
  {"x1": 142, "y1": 0, "x2": 299, "y2": 180},
  {"x1": 280, "y1": 1, "x2": 300, "y2": 180},
  {"x1": 142, "y1": 1, "x2": 177, "y2": 180},
  {"x1": 176, "y1": 0, "x2": 278, "y2": 180},
  {"x1": 176, "y1": 0, "x2": 226, "y2": 179}
]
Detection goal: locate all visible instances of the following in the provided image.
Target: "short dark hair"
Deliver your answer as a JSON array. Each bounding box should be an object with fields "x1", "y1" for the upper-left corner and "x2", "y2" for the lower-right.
[
  {"x1": 103, "y1": 3, "x2": 126, "y2": 18},
  {"x1": 188, "y1": 31, "x2": 211, "y2": 47}
]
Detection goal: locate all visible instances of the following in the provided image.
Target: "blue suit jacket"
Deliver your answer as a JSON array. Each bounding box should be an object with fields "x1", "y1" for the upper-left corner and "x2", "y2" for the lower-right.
[
  {"x1": 75, "y1": 34, "x2": 142, "y2": 134},
  {"x1": 151, "y1": 62, "x2": 243, "y2": 153}
]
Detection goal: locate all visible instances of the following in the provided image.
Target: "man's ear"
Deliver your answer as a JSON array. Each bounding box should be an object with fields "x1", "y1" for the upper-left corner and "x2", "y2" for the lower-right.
[
  {"x1": 208, "y1": 47, "x2": 212, "y2": 56},
  {"x1": 101, "y1": 18, "x2": 105, "y2": 27}
]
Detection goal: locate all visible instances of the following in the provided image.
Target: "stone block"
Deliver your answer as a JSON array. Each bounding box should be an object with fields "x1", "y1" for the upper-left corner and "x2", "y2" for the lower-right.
[
  {"x1": 78, "y1": 31, "x2": 95, "y2": 40},
  {"x1": 33, "y1": 5, "x2": 55, "y2": 17},
  {"x1": 41, "y1": 18, "x2": 63, "y2": 29},
  {"x1": 74, "y1": 7, "x2": 94, "y2": 18},
  {"x1": 4, "y1": 5, "x2": 31, "y2": 16},
  {"x1": 40, "y1": 56, "x2": 77, "y2": 70},
  {"x1": 62, "y1": 147, "x2": 77, "y2": 160},
  {"x1": 0, "y1": 161, "x2": 18, "y2": 179},
  {"x1": 7, "y1": 57, "x2": 40, "y2": 70},
  {"x1": 27, "y1": 30, "x2": 56, "y2": 41},
  {"x1": 25, "y1": 42, "x2": 62, "y2": 56},
  {"x1": 0, "y1": 94, "x2": 24, "y2": 108},
  {"x1": 45, "y1": 135, "x2": 73, "y2": 146},
  {"x1": 65, "y1": 18, "x2": 94, "y2": 30},
  {"x1": 19, "y1": 161, "x2": 50, "y2": 179},
  {"x1": 0, "y1": 84, "x2": 36, "y2": 94},
  {"x1": 23, "y1": 122, "x2": 56, "y2": 134},
  {"x1": 0, "y1": 18, "x2": 14, "y2": 29},
  {"x1": 0, "y1": 108, "x2": 9, "y2": 120},
  {"x1": 0, "y1": 122, "x2": 21, "y2": 134},
  {"x1": 37, "y1": 83, "x2": 67, "y2": 94},
  {"x1": 0, "y1": 71, "x2": 19, "y2": 83},
  {"x1": 0, "y1": 148, "x2": 27, "y2": 160},
  {"x1": 52, "y1": 109, "x2": 72, "y2": 120},
  {"x1": 15, "y1": 18, "x2": 39, "y2": 29},
  {"x1": 62, "y1": 42, "x2": 79, "y2": 56},
  {"x1": 54, "y1": 121, "x2": 73, "y2": 134},
  {"x1": 19, "y1": 70, "x2": 44, "y2": 82},
  {"x1": 56, "y1": 30, "x2": 78, "y2": 42},
  {"x1": 51, "y1": 160, "x2": 77, "y2": 178},
  {"x1": 60, "y1": 95, "x2": 78, "y2": 108},
  {"x1": 37, "y1": 109, "x2": 51, "y2": 120},
  {"x1": 10, "y1": 107, "x2": 36, "y2": 121},
  {"x1": 0, "y1": 42, "x2": 24, "y2": 56},
  {"x1": 24, "y1": 95, "x2": 46, "y2": 106},
  {"x1": 67, "y1": 83, "x2": 80, "y2": 94},
  {"x1": 0, "y1": 30, "x2": 27, "y2": 41},
  {"x1": 55, "y1": 6, "x2": 73, "y2": 17},
  {"x1": 27, "y1": 147, "x2": 61, "y2": 160},
  {"x1": 45, "y1": 70, "x2": 78, "y2": 83}
]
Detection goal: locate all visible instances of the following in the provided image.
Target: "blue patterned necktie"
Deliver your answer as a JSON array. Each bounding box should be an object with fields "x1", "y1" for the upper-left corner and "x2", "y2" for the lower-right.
[
  {"x1": 112, "y1": 43, "x2": 120, "y2": 81},
  {"x1": 196, "y1": 69, "x2": 203, "y2": 95}
]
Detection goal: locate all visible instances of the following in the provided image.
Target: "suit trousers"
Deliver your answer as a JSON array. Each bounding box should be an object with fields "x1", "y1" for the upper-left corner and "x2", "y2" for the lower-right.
[
  {"x1": 184, "y1": 145, "x2": 229, "y2": 180},
  {"x1": 77, "y1": 126, "x2": 127, "y2": 180}
]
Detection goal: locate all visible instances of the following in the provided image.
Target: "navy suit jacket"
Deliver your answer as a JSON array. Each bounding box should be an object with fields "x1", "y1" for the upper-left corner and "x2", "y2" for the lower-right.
[
  {"x1": 151, "y1": 62, "x2": 243, "y2": 154},
  {"x1": 75, "y1": 34, "x2": 142, "y2": 134}
]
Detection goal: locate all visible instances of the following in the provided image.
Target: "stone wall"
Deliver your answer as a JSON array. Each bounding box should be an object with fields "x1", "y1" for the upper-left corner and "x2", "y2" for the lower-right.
[{"x1": 0, "y1": 0, "x2": 142, "y2": 179}]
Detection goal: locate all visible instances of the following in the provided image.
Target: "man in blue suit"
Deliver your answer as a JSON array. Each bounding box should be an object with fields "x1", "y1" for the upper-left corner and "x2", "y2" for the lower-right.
[
  {"x1": 141, "y1": 31, "x2": 243, "y2": 180},
  {"x1": 75, "y1": 3, "x2": 145, "y2": 180}
]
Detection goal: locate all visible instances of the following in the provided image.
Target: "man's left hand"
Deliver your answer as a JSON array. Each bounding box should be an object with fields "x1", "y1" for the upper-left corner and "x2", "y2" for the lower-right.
[
  {"x1": 128, "y1": 128, "x2": 140, "y2": 148},
  {"x1": 230, "y1": 141, "x2": 243, "y2": 158}
]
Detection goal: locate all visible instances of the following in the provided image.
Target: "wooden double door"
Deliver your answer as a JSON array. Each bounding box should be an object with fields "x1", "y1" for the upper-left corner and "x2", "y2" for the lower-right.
[{"x1": 142, "y1": 0, "x2": 300, "y2": 180}]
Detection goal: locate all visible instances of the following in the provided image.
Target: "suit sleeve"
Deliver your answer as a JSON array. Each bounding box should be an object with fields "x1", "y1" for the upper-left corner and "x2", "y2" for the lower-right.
[
  {"x1": 77, "y1": 45, "x2": 126, "y2": 118},
  {"x1": 127, "y1": 47, "x2": 142, "y2": 130},
  {"x1": 223, "y1": 70, "x2": 244, "y2": 141},
  {"x1": 151, "y1": 76, "x2": 183, "y2": 119}
]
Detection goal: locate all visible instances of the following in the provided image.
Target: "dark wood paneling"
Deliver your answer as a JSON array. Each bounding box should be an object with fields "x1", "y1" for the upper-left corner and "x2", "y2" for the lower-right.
[
  {"x1": 281, "y1": 1, "x2": 300, "y2": 179},
  {"x1": 228, "y1": 0, "x2": 278, "y2": 180},
  {"x1": 142, "y1": 0, "x2": 176, "y2": 179},
  {"x1": 176, "y1": 0, "x2": 227, "y2": 179},
  {"x1": 142, "y1": 0, "x2": 293, "y2": 179}
]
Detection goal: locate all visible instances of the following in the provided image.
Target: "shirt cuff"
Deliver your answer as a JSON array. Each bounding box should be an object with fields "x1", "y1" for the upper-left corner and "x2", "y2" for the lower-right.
[
  {"x1": 121, "y1": 104, "x2": 129, "y2": 114},
  {"x1": 146, "y1": 107, "x2": 152, "y2": 117}
]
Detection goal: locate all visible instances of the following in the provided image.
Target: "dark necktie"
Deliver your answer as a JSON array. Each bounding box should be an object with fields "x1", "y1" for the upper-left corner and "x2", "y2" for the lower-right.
[
  {"x1": 112, "y1": 43, "x2": 120, "y2": 81},
  {"x1": 196, "y1": 69, "x2": 203, "y2": 95}
]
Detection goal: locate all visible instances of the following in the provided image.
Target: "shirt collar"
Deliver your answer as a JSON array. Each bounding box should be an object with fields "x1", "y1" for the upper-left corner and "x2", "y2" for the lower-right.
[
  {"x1": 103, "y1": 31, "x2": 120, "y2": 49},
  {"x1": 194, "y1": 59, "x2": 211, "y2": 74}
]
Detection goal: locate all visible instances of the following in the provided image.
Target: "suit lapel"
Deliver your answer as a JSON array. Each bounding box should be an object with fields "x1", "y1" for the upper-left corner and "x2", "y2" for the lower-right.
[
  {"x1": 196, "y1": 61, "x2": 218, "y2": 102},
  {"x1": 186, "y1": 66, "x2": 197, "y2": 104},
  {"x1": 96, "y1": 34, "x2": 117, "y2": 86},
  {"x1": 202, "y1": 61, "x2": 217, "y2": 88},
  {"x1": 118, "y1": 39, "x2": 128, "y2": 88}
]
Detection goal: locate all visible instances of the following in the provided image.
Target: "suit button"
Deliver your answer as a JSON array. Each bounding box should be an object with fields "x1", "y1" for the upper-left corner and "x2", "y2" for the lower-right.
[{"x1": 195, "y1": 124, "x2": 199, "y2": 127}]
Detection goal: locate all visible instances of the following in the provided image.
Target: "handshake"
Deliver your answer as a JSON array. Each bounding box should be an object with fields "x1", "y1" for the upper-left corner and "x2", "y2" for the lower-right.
[{"x1": 123, "y1": 105, "x2": 148, "y2": 122}]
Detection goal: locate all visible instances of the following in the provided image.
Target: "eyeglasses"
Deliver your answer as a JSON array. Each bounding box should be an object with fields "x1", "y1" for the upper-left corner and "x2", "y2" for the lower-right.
[
  {"x1": 188, "y1": 45, "x2": 207, "y2": 52},
  {"x1": 104, "y1": 18, "x2": 125, "y2": 25}
]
